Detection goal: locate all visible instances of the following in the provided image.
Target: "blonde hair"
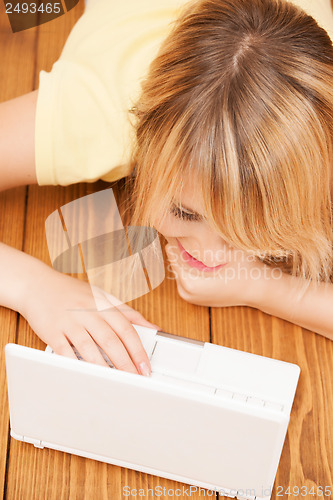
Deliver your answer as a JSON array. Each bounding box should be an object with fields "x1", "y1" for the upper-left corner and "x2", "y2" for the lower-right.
[{"x1": 128, "y1": 0, "x2": 333, "y2": 287}]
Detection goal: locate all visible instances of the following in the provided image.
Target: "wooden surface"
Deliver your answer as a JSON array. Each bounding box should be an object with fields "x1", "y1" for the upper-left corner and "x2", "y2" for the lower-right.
[{"x1": 0, "y1": 2, "x2": 332, "y2": 499}]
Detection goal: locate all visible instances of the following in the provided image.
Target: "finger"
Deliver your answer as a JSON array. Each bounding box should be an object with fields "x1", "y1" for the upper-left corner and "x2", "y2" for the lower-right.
[
  {"x1": 84, "y1": 317, "x2": 142, "y2": 375},
  {"x1": 102, "y1": 300, "x2": 162, "y2": 331},
  {"x1": 115, "y1": 306, "x2": 162, "y2": 331},
  {"x1": 51, "y1": 335, "x2": 83, "y2": 361},
  {"x1": 93, "y1": 287, "x2": 162, "y2": 330},
  {"x1": 92, "y1": 308, "x2": 152, "y2": 376},
  {"x1": 66, "y1": 327, "x2": 112, "y2": 368}
]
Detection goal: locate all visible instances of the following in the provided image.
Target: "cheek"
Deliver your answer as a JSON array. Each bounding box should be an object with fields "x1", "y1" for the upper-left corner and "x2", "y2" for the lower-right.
[
  {"x1": 153, "y1": 215, "x2": 176, "y2": 236},
  {"x1": 152, "y1": 213, "x2": 190, "y2": 239}
]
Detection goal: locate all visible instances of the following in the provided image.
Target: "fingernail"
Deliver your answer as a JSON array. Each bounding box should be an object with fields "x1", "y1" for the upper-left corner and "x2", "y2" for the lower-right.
[{"x1": 139, "y1": 361, "x2": 151, "y2": 376}]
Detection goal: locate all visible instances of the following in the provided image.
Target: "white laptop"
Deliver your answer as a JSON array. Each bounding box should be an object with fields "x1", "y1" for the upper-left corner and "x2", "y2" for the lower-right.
[{"x1": 5, "y1": 325, "x2": 300, "y2": 500}]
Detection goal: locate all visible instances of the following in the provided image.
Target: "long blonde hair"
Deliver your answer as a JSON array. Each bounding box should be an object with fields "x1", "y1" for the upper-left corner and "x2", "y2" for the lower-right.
[{"x1": 128, "y1": 0, "x2": 333, "y2": 286}]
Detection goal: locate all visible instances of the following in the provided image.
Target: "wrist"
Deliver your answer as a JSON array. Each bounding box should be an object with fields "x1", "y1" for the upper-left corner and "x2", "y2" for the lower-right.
[
  {"x1": 243, "y1": 260, "x2": 273, "y2": 309},
  {"x1": 17, "y1": 256, "x2": 54, "y2": 318},
  {"x1": 249, "y1": 263, "x2": 299, "y2": 321},
  {"x1": 244, "y1": 261, "x2": 333, "y2": 339}
]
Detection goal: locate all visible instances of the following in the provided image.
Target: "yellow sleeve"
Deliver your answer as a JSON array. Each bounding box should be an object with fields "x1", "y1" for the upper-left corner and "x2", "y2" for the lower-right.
[
  {"x1": 287, "y1": 0, "x2": 333, "y2": 41},
  {"x1": 35, "y1": 0, "x2": 188, "y2": 186},
  {"x1": 35, "y1": 59, "x2": 134, "y2": 185}
]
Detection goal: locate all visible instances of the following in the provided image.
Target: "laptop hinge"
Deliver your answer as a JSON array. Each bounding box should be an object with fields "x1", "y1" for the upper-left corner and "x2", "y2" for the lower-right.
[{"x1": 156, "y1": 330, "x2": 205, "y2": 346}]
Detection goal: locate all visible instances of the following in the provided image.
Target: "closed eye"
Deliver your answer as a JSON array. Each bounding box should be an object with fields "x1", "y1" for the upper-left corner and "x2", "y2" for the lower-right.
[{"x1": 170, "y1": 204, "x2": 202, "y2": 222}]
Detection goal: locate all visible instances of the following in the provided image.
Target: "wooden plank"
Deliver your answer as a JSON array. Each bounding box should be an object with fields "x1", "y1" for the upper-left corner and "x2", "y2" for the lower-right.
[
  {"x1": 0, "y1": 5, "x2": 39, "y2": 498},
  {"x1": 211, "y1": 303, "x2": 333, "y2": 498},
  {"x1": 0, "y1": 188, "x2": 26, "y2": 498},
  {"x1": 3, "y1": 2, "x2": 85, "y2": 499}
]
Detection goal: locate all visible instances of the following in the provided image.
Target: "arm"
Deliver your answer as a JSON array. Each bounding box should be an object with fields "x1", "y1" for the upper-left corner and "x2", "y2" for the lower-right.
[
  {"x1": 165, "y1": 243, "x2": 333, "y2": 340},
  {"x1": 0, "y1": 92, "x2": 159, "y2": 374},
  {"x1": 0, "y1": 241, "x2": 158, "y2": 374},
  {"x1": 0, "y1": 90, "x2": 38, "y2": 191},
  {"x1": 249, "y1": 266, "x2": 333, "y2": 341}
]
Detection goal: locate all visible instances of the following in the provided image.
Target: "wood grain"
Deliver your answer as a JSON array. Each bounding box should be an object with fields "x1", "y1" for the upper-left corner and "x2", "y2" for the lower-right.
[
  {"x1": 0, "y1": 4, "x2": 38, "y2": 497},
  {"x1": 0, "y1": 2, "x2": 332, "y2": 500}
]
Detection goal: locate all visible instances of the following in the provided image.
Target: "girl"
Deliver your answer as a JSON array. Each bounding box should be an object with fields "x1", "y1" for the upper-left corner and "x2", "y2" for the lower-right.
[{"x1": 1, "y1": 0, "x2": 333, "y2": 375}]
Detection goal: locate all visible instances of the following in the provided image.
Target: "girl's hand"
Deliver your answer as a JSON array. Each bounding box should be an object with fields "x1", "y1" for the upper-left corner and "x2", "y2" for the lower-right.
[
  {"x1": 165, "y1": 243, "x2": 274, "y2": 308},
  {"x1": 20, "y1": 266, "x2": 160, "y2": 376}
]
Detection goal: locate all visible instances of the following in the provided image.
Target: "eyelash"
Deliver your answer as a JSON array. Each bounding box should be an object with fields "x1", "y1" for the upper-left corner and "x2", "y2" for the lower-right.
[{"x1": 170, "y1": 205, "x2": 201, "y2": 222}]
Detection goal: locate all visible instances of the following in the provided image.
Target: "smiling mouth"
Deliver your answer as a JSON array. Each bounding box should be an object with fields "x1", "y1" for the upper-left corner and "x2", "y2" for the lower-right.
[{"x1": 175, "y1": 239, "x2": 228, "y2": 271}]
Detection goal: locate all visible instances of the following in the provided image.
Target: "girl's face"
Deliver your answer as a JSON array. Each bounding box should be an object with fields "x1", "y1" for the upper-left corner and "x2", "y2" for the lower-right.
[{"x1": 152, "y1": 179, "x2": 234, "y2": 272}]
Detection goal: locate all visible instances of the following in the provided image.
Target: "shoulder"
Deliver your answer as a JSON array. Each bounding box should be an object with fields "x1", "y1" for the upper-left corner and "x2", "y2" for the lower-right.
[{"x1": 35, "y1": 0, "x2": 191, "y2": 186}]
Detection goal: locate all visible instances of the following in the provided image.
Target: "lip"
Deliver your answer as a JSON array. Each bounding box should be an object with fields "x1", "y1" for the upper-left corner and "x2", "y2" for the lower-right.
[{"x1": 176, "y1": 239, "x2": 228, "y2": 272}]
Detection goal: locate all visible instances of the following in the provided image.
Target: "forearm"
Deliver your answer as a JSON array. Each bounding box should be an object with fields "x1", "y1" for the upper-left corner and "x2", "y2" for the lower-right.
[
  {"x1": 0, "y1": 90, "x2": 38, "y2": 191},
  {"x1": 0, "y1": 242, "x2": 50, "y2": 315},
  {"x1": 253, "y1": 267, "x2": 333, "y2": 341}
]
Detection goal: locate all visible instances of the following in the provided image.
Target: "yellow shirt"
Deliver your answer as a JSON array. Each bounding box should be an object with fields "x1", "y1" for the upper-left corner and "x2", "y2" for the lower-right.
[{"x1": 35, "y1": 0, "x2": 333, "y2": 186}]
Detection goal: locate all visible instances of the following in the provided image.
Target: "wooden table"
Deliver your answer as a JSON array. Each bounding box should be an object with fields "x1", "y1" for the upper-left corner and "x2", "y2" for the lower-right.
[{"x1": 0, "y1": 2, "x2": 332, "y2": 499}]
